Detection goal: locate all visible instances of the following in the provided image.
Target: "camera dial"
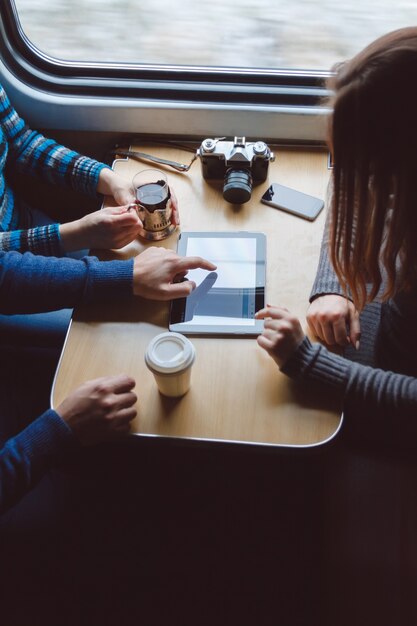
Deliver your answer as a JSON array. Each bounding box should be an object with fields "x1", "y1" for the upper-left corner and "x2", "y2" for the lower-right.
[
  {"x1": 253, "y1": 141, "x2": 267, "y2": 155},
  {"x1": 201, "y1": 138, "x2": 216, "y2": 153}
]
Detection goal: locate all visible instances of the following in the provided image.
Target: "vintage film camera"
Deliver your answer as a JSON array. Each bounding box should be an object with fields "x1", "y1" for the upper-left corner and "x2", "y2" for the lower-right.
[{"x1": 197, "y1": 136, "x2": 275, "y2": 204}]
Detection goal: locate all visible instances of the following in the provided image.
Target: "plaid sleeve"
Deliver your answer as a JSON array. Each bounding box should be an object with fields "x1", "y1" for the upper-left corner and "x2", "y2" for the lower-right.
[
  {"x1": 0, "y1": 85, "x2": 107, "y2": 197},
  {"x1": 0, "y1": 224, "x2": 62, "y2": 256}
]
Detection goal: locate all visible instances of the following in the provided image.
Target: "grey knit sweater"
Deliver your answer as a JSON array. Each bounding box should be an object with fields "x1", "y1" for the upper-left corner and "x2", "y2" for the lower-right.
[{"x1": 281, "y1": 222, "x2": 417, "y2": 420}]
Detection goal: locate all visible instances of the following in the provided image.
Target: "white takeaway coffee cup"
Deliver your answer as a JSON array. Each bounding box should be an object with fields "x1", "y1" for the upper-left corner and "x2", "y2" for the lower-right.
[{"x1": 145, "y1": 332, "x2": 196, "y2": 397}]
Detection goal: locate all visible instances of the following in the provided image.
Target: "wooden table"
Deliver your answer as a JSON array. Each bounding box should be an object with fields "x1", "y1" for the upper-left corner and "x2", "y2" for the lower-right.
[{"x1": 51, "y1": 143, "x2": 342, "y2": 447}]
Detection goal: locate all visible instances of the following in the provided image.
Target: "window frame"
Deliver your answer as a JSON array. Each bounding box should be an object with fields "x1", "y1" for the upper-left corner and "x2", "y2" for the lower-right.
[
  {"x1": 2, "y1": 0, "x2": 330, "y2": 107},
  {"x1": 0, "y1": 0, "x2": 332, "y2": 143}
]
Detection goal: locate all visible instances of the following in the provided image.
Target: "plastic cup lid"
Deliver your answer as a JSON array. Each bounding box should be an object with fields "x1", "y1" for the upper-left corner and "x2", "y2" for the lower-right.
[{"x1": 145, "y1": 332, "x2": 196, "y2": 374}]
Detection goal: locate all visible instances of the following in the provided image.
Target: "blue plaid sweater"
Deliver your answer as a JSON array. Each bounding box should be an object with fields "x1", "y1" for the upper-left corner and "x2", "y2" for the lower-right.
[{"x1": 0, "y1": 84, "x2": 108, "y2": 255}]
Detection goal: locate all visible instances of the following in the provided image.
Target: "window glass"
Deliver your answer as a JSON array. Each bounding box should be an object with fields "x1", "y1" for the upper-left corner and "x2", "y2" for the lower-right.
[{"x1": 13, "y1": 0, "x2": 417, "y2": 71}]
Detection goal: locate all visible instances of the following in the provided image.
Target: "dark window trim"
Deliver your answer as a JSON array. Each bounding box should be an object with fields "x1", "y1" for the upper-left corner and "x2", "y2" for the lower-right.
[{"x1": 1, "y1": 0, "x2": 331, "y2": 107}]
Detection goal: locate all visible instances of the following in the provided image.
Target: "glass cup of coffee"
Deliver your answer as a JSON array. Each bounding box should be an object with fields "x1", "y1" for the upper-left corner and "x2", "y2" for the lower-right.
[
  {"x1": 145, "y1": 332, "x2": 196, "y2": 398},
  {"x1": 130, "y1": 169, "x2": 176, "y2": 241}
]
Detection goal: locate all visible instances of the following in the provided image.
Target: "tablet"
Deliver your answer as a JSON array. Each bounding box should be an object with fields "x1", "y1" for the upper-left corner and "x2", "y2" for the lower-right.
[{"x1": 169, "y1": 231, "x2": 266, "y2": 336}]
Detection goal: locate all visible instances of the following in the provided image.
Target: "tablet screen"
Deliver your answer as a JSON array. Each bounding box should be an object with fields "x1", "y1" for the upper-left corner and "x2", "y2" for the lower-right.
[{"x1": 169, "y1": 232, "x2": 266, "y2": 336}]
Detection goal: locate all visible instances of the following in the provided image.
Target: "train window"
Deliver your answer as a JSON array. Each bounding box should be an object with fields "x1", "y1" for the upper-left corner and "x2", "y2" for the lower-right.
[
  {"x1": 12, "y1": 0, "x2": 416, "y2": 71},
  {"x1": 2, "y1": 0, "x2": 415, "y2": 141}
]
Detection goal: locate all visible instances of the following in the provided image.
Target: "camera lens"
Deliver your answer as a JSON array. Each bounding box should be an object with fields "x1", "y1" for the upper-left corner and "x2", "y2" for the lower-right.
[{"x1": 223, "y1": 168, "x2": 253, "y2": 204}]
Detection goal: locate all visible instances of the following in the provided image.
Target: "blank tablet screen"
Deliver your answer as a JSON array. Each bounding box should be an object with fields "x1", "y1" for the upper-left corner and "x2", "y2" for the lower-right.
[{"x1": 169, "y1": 232, "x2": 266, "y2": 336}]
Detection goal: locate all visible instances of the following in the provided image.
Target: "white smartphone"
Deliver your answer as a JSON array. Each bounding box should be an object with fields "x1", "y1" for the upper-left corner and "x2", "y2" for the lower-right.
[{"x1": 261, "y1": 182, "x2": 324, "y2": 221}]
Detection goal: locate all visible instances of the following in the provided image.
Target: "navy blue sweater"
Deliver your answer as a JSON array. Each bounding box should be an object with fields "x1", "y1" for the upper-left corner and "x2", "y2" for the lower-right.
[{"x1": 0, "y1": 250, "x2": 133, "y2": 512}]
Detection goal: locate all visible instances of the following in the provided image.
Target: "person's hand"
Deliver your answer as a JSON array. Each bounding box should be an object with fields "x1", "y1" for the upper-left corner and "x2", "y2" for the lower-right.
[
  {"x1": 97, "y1": 168, "x2": 135, "y2": 206},
  {"x1": 169, "y1": 187, "x2": 180, "y2": 226},
  {"x1": 130, "y1": 187, "x2": 180, "y2": 226},
  {"x1": 255, "y1": 305, "x2": 306, "y2": 368},
  {"x1": 98, "y1": 168, "x2": 181, "y2": 226},
  {"x1": 56, "y1": 374, "x2": 137, "y2": 446},
  {"x1": 133, "y1": 247, "x2": 217, "y2": 300},
  {"x1": 59, "y1": 206, "x2": 142, "y2": 251},
  {"x1": 306, "y1": 295, "x2": 361, "y2": 349}
]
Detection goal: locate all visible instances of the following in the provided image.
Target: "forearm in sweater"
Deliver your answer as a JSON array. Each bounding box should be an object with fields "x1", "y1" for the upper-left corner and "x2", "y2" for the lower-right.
[
  {"x1": 0, "y1": 250, "x2": 133, "y2": 314},
  {"x1": 282, "y1": 337, "x2": 417, "y2": 418},
  {"x1": 0, "y1": 86, "x2": 107, "y2": 197},
  {"x1": 0, "y1": 410, "x2": 75, "y2": 514},
  {"x1": 14, "y1": 132, "x2": 108, "y2": 197},
  {"x1": 0, "y1": 224, "x2": 62, "y2": 256},
  {"x1": 309, "y1": 211, "x2": 350, "y2": 301}
]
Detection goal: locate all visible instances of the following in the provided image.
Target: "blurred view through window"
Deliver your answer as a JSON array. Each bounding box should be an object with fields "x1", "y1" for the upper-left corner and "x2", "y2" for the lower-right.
[{"x1": 14, "y1": 0, "x2": 417, "y2": 71}]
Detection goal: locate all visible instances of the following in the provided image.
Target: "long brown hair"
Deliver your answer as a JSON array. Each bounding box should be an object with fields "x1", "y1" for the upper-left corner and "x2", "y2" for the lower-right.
[{"x1": 328, "y1": 27, "x2": 417, "y2": 309}]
